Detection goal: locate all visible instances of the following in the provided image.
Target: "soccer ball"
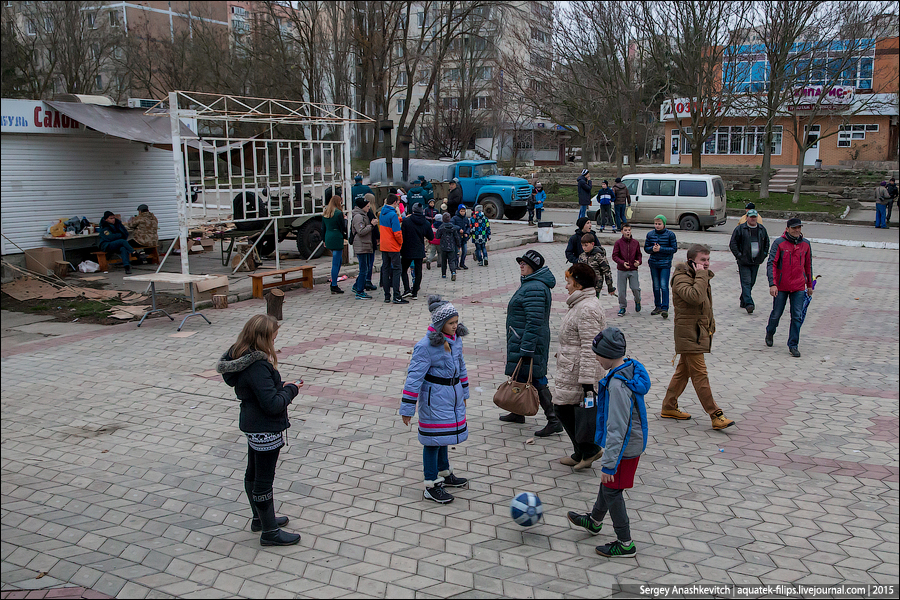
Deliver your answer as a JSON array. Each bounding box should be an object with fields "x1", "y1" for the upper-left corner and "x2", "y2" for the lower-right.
[{"x1": 510, "y1": 492, "x2": 543, "y2": 527}]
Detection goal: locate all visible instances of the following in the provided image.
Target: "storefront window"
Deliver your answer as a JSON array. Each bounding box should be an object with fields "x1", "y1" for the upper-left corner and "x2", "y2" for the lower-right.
[{"x1": 730, "y1": 127, "x2": 743, "y2": 154}]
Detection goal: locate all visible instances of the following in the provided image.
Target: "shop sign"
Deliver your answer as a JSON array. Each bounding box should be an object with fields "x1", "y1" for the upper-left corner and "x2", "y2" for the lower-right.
[
  {"x1": 787, "y1": 85, "x2": 855, "y2": 111},
  {"x1": 1, "y1": 99, "x2": 83, "y2": 134},
  {"x1": 661, "y1": 98, "x2": 725, "y2": 121}
]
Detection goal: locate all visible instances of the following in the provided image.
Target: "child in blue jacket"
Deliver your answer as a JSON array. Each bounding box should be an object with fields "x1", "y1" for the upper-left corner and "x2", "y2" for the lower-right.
[
  {"x1": 643, "y1": 215, "x2": 678, "y2": 318},
  {"x1": 534, "y1": 182, "x2": 546, "y2": 222},
  {"x1": 400, "y1": 296, "x2": 470, "y2": 504},
  {"x1": 566, "y1": 327, "x2": 649, "y2": 559}
]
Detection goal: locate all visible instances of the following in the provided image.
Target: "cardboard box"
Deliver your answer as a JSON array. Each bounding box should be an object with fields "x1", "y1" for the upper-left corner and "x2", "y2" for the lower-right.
[
  {"x1": 191, "y1": 276, "x2": 229, "y2": 301},
  {"x1": 199, "y1": 237, "x2": 215, "y2": 250},
  {"x1": 25, "y1": 247, "x2": 64, "y2": 276}
]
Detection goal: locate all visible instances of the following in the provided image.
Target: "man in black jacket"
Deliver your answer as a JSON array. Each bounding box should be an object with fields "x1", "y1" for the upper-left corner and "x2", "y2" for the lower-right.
[
  {"x1": 400, "y1": 204, "x2": 434, "y2": 299},
  {"x1": 728, "y1": 210, "x2": 770, "y2": 313},
  {"x1": 98, "y1": 211, "x2": 135, "y2": 274},
  {"x1": 577, "y1": 169, "x2": 592, "y2": 220},
  {"x1": 447, "y1": 178, "x2": 464, "y2": 214},
  {"x1": 565, "y1": 217, "x2": 600, "y2": 264}
]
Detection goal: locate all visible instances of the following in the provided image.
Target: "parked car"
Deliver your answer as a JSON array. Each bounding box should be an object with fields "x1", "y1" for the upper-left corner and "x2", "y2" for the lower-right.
[{"x1": 588, "y1": 173, "x2": 727, "y2": 231}]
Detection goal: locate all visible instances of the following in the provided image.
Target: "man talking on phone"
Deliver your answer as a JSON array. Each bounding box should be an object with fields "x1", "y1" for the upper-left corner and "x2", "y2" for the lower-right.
[{"x1": 660, "y1": 244, "x2": 736, "y2": 430}]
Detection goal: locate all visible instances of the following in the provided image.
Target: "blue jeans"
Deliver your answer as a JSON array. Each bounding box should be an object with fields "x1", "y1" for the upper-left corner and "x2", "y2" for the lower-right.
[
  {"x1": 766, "y1": 290, "x2": 805, "y2": 349},
  {"x1": 649, "y1": 265, "x2": 671, "y2": 310},
  {"x1": 354, "y1": 252, "x2": 373, "y2": 292},
  {"x1": 103, "y1": 240, "x2": 135, "y2": 266},
  {"x1": 423, "y1": 446, "x2": 449, "y2": 483},
  {"x1": 578, "y1": 205, "x2": 588, "y2": 220},
  {"x1": 474, "y1": 242, "x2": 487, "y2": 262},
  {"x1": 614, "y1": 205, "x2": 628, "y2": 229},
  {"x1": 330, "y1": 249, "x2": 342, "y2": 286},
  {"x1": 875, "y1": 203, "x2": 887, "y2": 228},
  {"x1": 458, "y1": 240, "x2": 468, "y2": 267},
  {"x1": 738, "y1": 263, "x2": 760, "y2": 308}
]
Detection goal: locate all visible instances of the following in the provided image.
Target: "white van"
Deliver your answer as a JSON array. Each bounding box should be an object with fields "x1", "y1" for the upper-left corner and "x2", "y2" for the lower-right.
[{"x1": 591, "y1": 173, "x2": 727, "y2": 231}]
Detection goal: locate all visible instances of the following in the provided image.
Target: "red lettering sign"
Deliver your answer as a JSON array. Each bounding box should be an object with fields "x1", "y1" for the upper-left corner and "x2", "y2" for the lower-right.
[{"x1": 34, "y1": 106, "x2": 42, "y2": 127}]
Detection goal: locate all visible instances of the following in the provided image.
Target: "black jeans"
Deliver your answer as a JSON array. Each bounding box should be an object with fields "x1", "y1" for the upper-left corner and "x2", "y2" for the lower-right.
[
  {"x1": 380, "y1": 251, "x2": 401, "y2": 300},
  {"x1": 599, "y1": 204, "x2": 615, "y2": 230},
  {"x1": 441, "y1": 250, "x2": 458, "y2": 276},
  {"x1": 737, "y1": 263, "x2": 760, "y2": 308},
  {"x1": 555, "y1": 404, "x2": 601, "y2": 461},
  {"x1": 401, "y1": 257, "x2": 423, "y2": 296},
  {"x1": 244, "y1": 446, "x2": 281, "y2": 530},
  {"x1": 591, "y1": 485, "x2": 631, "y2": 542}
]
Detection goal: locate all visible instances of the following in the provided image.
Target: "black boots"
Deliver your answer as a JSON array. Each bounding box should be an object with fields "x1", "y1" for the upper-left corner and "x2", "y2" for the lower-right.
[
  {"x1": 251, "y1": 490, "x2": 300, "y2": 547},
  {"x1": 245, "y1": 480, "x2": 289, "y2": 532},
  {"x1": 534, "y1": 385, "x2": 563, "y2": 437}
]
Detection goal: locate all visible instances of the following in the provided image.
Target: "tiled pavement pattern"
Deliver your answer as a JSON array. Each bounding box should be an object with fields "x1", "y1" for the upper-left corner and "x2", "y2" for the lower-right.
[{"x1": 2, "y1": 240, "x2": 897, "y2": 599}]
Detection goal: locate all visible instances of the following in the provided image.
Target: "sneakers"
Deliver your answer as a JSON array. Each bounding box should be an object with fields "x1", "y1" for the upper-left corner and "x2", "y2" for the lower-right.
[
  {"x1": 650, "y1": 307, "x2": 662, "y2": 316},
  {"x1": 661, "y1": 406, "x2": 691, "y2": 420},
  {"x1": 789, "y1": 347, "x2": 801, "y2": 358},
  {"x1": 251, "y1": 515, "x2": 289, "y2": 533},
  {"x1": 534, "y1": 421, "x2": 564, "y2": 437},
  {"x1": 424, "y1": 484, "x2": 454, "y2": 504},
  {"x1": 477, "y1": 261, "x2": 484, "y2": 266},
  {"x1": 393, "y1": 298, "x2": 410, "y2": 305},
  {"x1": 661, "y1": 311, "x2": 668, "y2": 319},
  {"x1": 483, "y1": 258, "x2": 488, "y2": 266},
  {"x1": 260, "y1": 529, "x2": 301, "y2": 547},
  {"x1": 608, "y1": 288, "x2": 617, "y2": 296},
  {"x1": 384, "y1": 297, "x2": 391, "y2": 303},
  {"x1": 364, "y1": 283, "x2": 377, "y2": 291},
  {"x1": 499, "y1": 412, "x2": 526, "y2": 424},
  {"x1": 635, "y1": 303, "x2": 641, "y2": 312},
  {"x1": 596, "y1": 539, "x2": 636, "y2": 558},
  {"x1": 765, "y1": 333, "x2": 774, "y2": 347},
  {"x1": 459, "y1": 265, "x2": 469, "y2": 270},
  {"x1": 710, "y1": 410, "x2": 735, "y2": 429},
  {"x1": 567, "y1": 511, "x2": 603, "y2": 535},
  {"x1": 617, "y1": 308, "x2": 626, "y2": 316},
  {"x1": 410, "y1": 294, "x2": 418, "y2": 300},
  {"x1": 442, "y1": 275, "x2": 447, "y2": 279},
  {"x1": 451, "y1": 273, "x2": 457, "y2": 281},
  {"x1": 574, "y1": 448, "x2": 604, "y2": 471},
  {"x1": 441, "y1": 473, "x2": 468, "y2": 488},
  {"x1": 401, "y1": 291, "x2": 413, "y2": 299},
  {"x1": 559, "y1": 455, "x2": 579, "y2": 466},
  {"x1": 356, "y1": 290, "x2": 372, "y2": 299}
]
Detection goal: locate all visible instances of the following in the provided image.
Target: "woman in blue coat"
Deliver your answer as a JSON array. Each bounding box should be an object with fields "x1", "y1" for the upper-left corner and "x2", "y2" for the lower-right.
[{"x1": 400, "y1": 295, "x2": 470, "y2": 504}]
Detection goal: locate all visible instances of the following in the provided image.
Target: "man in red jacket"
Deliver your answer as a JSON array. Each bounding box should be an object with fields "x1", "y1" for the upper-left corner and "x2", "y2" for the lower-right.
[
  {"x1": 611, "y1": 225, "x2": 642, "y2": 316},
  {"x1": 765, "y1": 218, "x2": 813, "y2": 357}
]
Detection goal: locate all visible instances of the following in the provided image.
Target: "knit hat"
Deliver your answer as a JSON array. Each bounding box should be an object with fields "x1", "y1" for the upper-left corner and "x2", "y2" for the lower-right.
[
  {"x1": 745, "y1": 202, "x2": 756, "y2": 210},
  {"x1": 102, "y1": 211, "x2": 115, "y2": 220},
  {"x1": 458, "y1": 205, "x2": 467, "y2": 213},
  {"x1": 615, "y1": 177, "x2": 622, "y2": 183},
  {"x1": 427, "y1": 295, "x2": 468, "y2": 345},
  {"x1": 602, "y1": 180, "x2": 609, "y2": 185},
  {"x1": 576, "y1": 216, "x2": 590, "y2": 229},
  {"x1": 428, "y1": 198, "x2": 435, "y2": 204},
  {"x1": 412, "y1": 203, "x2": 424, "y2": 214},
  {"x1": 592, "y1": 327, "x2": 626, "y2": 359},
  {"x1": 581, "y1": 169, "x2": 589, "y2": 176},
  {"x1": 516, "y1": 249, "x2": 545, "y2": 271},
  {"x1": 787, "y1": 217, "x2": 802, "y2": 228},
  {"x1": 354, "y1": 174, "x2": 363, "y2": 182},
  {"x1": 442, "y1": 212, "x2": 451, "y2": 223},
  {"x1": 535, "y1": 182, "x2": 542, "y2": 189},
  {"x1": 418, "y1": 175, "x2": 426, "y2": 181},
  {"x1": 474, "y1": 204, "x2": 483, "y2": 212},
  {"x1": 355, "y1": 197, "x2": 369, "y2": 209},
  {"x1": 137, "y1": 204, "x2": 149, "y2": 213},
  {"x1": 654, "y1": 214, "x2": 667, "y2": 225}
]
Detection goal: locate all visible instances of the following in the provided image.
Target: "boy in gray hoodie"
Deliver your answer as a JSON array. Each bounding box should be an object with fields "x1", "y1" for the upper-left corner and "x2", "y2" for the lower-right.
[{"x1": 566, "y1": 327, "x2": 650, "y2": 558}]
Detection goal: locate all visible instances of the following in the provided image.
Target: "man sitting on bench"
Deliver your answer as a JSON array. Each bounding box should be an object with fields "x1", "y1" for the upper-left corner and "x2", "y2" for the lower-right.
[
  {"x1": 99, "y1": 211, "x2": 135, "y2": 274},
  {"x1": 127, "y1": 204, "x2": 158, "y2": 264}
]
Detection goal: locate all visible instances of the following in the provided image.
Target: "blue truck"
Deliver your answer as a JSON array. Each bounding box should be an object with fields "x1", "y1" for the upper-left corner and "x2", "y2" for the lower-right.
[{"x1": 369, "y1": 158, "x2": 533, "y2": 220}]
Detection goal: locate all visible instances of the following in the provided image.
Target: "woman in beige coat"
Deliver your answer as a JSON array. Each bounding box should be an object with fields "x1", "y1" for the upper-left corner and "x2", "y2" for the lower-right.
[{"x1": 553, "y1": 263, "x2": 607, "y2": 470}]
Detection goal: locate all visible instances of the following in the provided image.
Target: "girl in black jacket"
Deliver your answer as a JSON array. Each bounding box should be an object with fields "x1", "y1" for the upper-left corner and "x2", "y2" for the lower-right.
[{"x1": 216, "y1": 315, "x2": 303, "y2": 546}]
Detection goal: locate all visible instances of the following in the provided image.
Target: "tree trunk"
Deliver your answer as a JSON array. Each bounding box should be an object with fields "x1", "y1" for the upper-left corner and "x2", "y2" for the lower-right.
[
  {"x1": 265, "y1": 289, "x2": 284, "y2": 320},
  {"x1": 212, "y1": 294, "x2": 229, "y2": 309},
  {"x1": 760, "y1": 125, "x2": 773, "y2": 199},
  {"x1": 691, "y1": 143, "x2": 702, "y2": 174},
  {"x1": 54, "y1": 261, "x2": 69, "y2": 279},
  {"x1": 615, "y1": 129, "x2": 624, "y2": 178},
  {"x1": 628, "y1": 121, "x2": 637, "y2": 173},
  {"x1": 792, "y1": 155, "x2": 805, "y2": 204}
]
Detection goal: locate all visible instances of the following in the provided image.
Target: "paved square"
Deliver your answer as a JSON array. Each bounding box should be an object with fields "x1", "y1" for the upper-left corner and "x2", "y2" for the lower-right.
[{"x1": 2, "y1": 239, "x2": 897, "y2": 598}]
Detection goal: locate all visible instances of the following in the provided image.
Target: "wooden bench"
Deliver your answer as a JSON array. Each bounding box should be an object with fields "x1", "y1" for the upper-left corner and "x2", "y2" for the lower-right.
[
  {"x1": 249, "y1": 265, "x2": 314, "y2": 298},
  {"x1": 92, "y1": 245, "x2": 160, "y2": 271}
]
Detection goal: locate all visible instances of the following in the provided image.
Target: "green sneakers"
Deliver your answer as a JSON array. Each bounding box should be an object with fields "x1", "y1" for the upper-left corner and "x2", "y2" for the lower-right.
[
  {"x1": 567, "y1": 511, "x2": 602, "y2": 535},
  {"x1": 595, "y1": 539, "x2": 636, "y2": 557}
]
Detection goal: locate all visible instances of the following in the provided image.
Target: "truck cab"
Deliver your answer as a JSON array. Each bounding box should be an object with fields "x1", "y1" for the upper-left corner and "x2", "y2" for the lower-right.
[{"x1": 453, "y1": 161, "x2": 531, "y2": 220}]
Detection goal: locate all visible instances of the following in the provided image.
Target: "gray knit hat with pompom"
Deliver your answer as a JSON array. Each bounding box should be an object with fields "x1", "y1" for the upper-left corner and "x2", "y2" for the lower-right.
[{"x1": 427, "y1": 295, "x2": 468, "y2": 345}]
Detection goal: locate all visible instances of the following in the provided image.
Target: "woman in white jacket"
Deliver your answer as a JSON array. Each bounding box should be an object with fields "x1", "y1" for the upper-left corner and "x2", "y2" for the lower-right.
[{"x1": 554, "y1": 263, "x2": 607, "y2": 470}]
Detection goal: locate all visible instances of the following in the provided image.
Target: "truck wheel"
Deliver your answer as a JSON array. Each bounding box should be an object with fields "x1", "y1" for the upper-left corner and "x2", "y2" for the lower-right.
[
  {"x1": 679, "y1": 215, "x2": 700, "y2": 232},
  {"x1": 296, "y1": 219, "x2": 325, "y2": 259},
  {"x1": 504, "y1": 206, "x2": 527, "y2": 221},
  {"x1": 481, "y1": 196, "x2": 504, "y2": 220}
]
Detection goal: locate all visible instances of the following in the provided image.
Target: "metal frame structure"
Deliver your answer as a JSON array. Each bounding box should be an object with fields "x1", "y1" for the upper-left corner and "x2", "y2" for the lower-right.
[{"x1": 151, "y1": 91, "x2": 374, "y2": 275}]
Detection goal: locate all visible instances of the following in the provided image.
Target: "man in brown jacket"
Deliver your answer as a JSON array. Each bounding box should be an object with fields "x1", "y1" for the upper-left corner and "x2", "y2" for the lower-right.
[
  {"x1": 660, "y1": 244, "x2": 735, "y2": 430},
  {"x1": 127, "y1": 204, "x2": 158, "y2": 248}
]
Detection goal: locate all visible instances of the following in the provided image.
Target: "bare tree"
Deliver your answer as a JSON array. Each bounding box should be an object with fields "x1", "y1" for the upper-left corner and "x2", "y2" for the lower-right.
[{"x1": 641, "y1": 0, "x2": 753, "y2": 173}]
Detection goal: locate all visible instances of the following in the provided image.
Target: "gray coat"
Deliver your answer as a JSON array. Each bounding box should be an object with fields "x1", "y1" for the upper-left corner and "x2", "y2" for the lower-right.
[{"x1": 351, "y1": 206, "x2": 375, "y2": 254}]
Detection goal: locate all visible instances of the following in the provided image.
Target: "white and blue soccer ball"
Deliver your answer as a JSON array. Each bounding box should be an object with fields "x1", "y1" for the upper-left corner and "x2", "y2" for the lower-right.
[{"x1": 510, "y1": 491, "x2": 543, "y2": 527}]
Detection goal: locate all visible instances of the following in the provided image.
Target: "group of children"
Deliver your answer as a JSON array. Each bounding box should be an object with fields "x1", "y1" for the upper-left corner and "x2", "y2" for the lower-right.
[{"x1": 428, "y1": 202, "x2": 491, "y2": 281}]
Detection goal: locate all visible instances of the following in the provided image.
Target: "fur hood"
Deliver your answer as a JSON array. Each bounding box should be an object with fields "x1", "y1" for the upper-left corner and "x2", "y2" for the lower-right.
[
  {"x1": 216, "y1": 350, "x2": 268, "y2": 375},
  {"x1": 427, "y1": 323, "x2": 469, "y2": 346}
]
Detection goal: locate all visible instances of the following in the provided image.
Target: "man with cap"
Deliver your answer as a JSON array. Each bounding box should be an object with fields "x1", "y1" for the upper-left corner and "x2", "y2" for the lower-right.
[
  {"x1": 765, "y1": 218, "x2": 813, "y2": 357},
  {"x1": 596, "y1": 180, "x2": 616, "y2": 233},
  {"x1": 729, "y1": 209, "x2": 770, "y2": 313},
  {"x1": 612, "y1": 177, "x2": 631, "y2": 231},
  {"x1": 400, "y1": 203, "x2": 434, "y2": 299},
  {"x1": 565, "y1": 217, "x2": 600, "y2": 264},
  {"x1": 351, "y1": 174, "x2": 372, "y2": 206},
  {"x1": 501, "y1": 250, "x2": 563, "y2": 437},
  {"x1": 738, "y1": 202, "x2": 763, "y2": 225},
  {"x1": 661, "y1": 244, "x2": 735, "y2": 430},
  {"x1": 577, "y1": 169, "x2": 593, "y2": 220},
  {"x1": 643, "y1": 215, "x2": 678, "y2": 318},
  {"x1": 886, "y1": 177, "x2": 898, "y2": 226},
  {"x1": 98, "y1": 211, "x2": 135, "y2": 274},
  {"x1": 447, "y1": 178, "x2": 463, "y2": 215},
  {"x1": 407, "y1": 177, "x2": 426, "y2": 211},
  {"x1": 127, "y1": 204, "x2": 158, "y2": 250}
]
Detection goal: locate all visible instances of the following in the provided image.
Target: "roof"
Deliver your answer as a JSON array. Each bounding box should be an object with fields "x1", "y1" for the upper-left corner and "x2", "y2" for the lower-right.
[{"x1": 45, "y1": 101, "x2": 207, "y2": 147}]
